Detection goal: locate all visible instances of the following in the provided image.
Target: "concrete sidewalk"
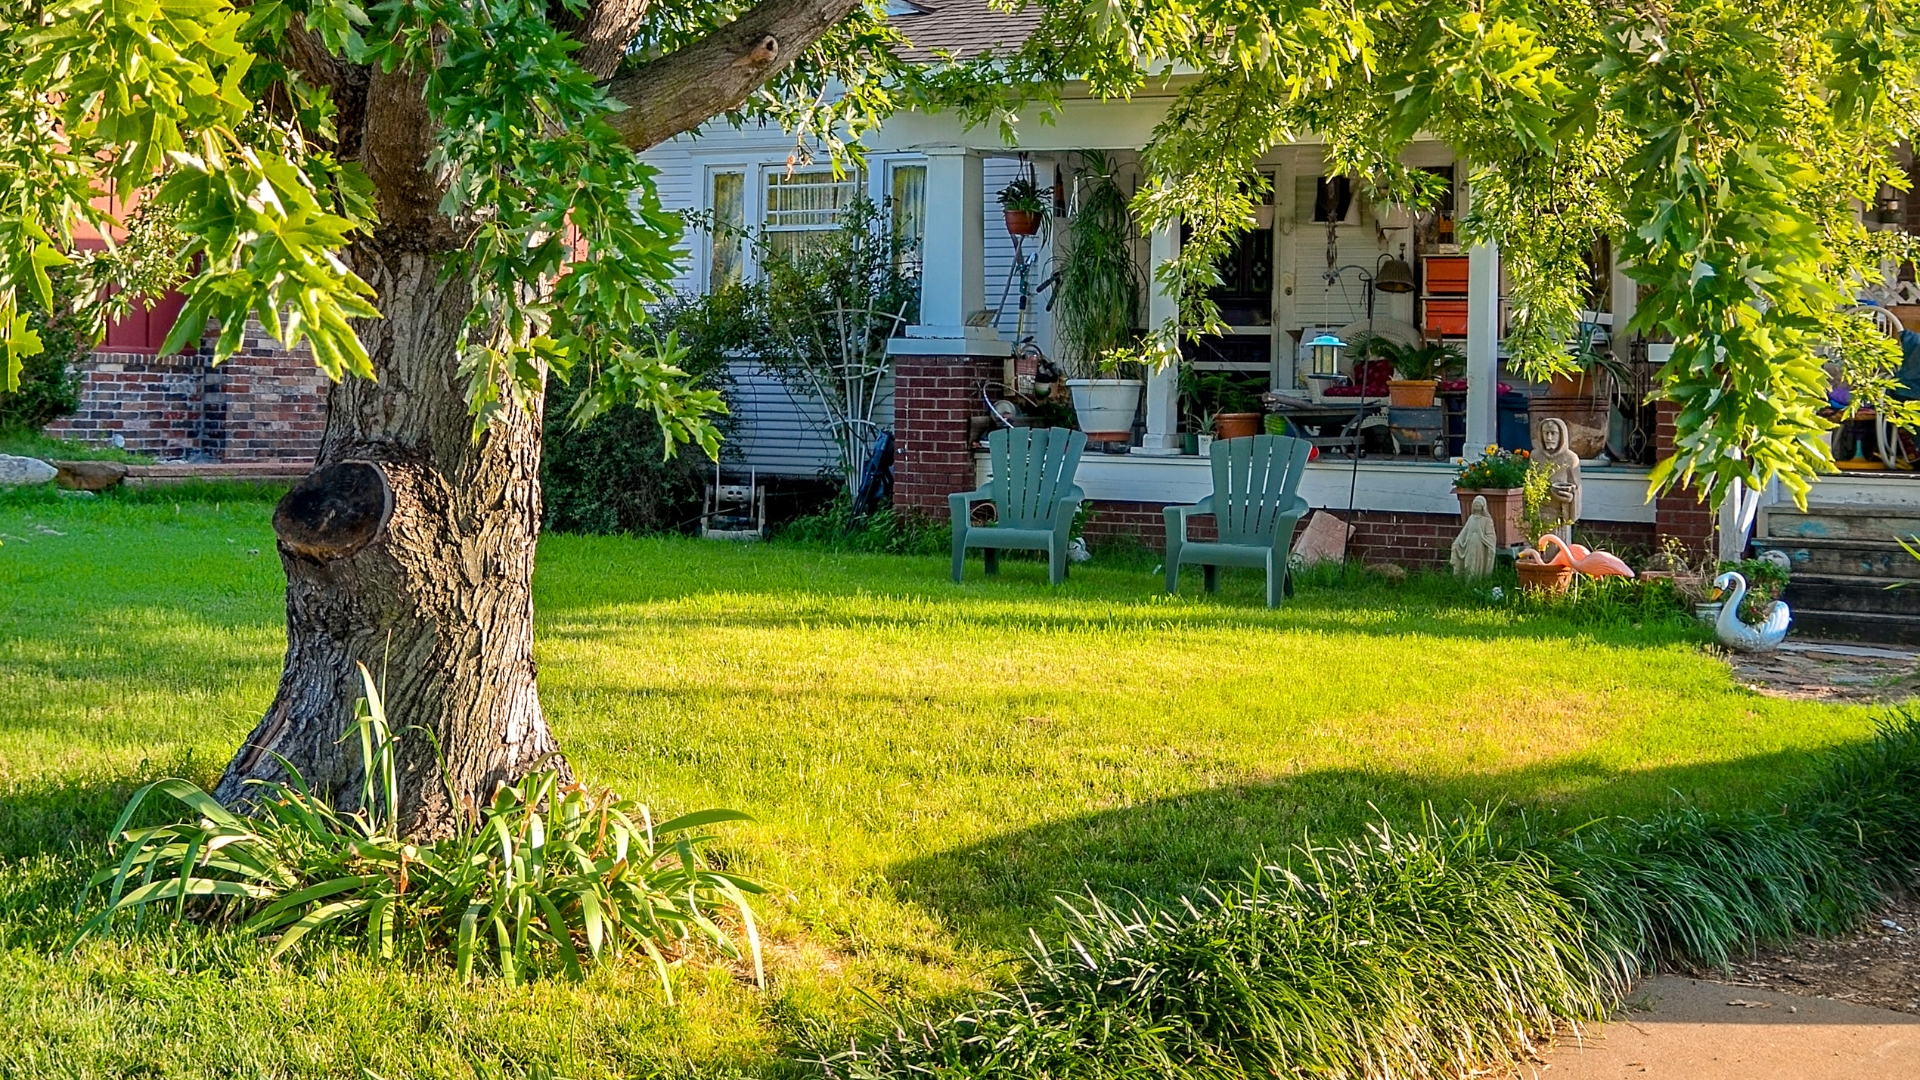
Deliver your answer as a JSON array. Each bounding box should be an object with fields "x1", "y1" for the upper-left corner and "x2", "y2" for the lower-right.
[{"x1": 1534, "y1": 977, "x2": 1920, "y2": 1078}]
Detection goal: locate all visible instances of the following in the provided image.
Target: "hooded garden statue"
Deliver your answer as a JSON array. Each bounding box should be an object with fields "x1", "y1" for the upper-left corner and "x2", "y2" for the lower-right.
[
  {"x1": 1538, "y1": 417, "x2": 1582, "y2": 539},
  {"x1": 1450, "y1": 495, "x2": 1499, "y2": 579}
]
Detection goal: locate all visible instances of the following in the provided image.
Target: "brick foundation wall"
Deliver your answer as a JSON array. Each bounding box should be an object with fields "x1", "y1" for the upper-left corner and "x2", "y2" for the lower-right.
[
  {"x1": 45, "y1": 324, "x2": 326, "y2": 464},
  {"x1": 893, "y1": 354, "x2": 1001, "y2": 520},
  {"x1": 1651, "y1": 400, "x2": 1718, "y2": 556}
]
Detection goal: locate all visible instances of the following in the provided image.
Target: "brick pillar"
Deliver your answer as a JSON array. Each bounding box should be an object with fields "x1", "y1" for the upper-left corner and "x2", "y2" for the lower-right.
[
  {"x1": 1652, "y1": 399, "x2": 1717, "y2": 555},
  {"x1": 892, "y1": 354, "x2": 1000, "y2": 520}
]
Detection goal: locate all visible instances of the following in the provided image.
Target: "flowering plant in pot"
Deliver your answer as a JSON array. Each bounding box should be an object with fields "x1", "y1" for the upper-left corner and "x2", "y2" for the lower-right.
[
  {"x1": 1381, "y1": 339, "x2": 1463, "y2": 408},
  {"x1": 1453, "y1": 445, "x2": 1531, "y2": 548},
  {"x1": 997, "y1": 176, "x2": 1048, "y2": 237}
]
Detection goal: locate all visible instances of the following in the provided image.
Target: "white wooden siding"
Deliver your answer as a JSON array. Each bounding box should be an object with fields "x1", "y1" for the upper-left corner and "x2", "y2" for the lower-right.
[{"x1": 721, "y1": 361, "x2": 894, "y2": 479}]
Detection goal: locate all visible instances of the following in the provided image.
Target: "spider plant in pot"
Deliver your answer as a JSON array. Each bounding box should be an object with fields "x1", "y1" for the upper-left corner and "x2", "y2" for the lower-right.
[
  {"x1": 1383, "y1": 339, "x2": 1463, "y2": 409},
  {"x1": 1055, "y1": 151, "x2": 1144, "y2": 441},
  {"x1": 998, "y1": 176, "x2": 1048, "y2": 237}
]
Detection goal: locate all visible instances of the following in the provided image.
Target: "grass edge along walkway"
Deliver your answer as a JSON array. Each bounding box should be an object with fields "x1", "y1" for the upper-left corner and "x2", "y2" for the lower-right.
[{"x1": 808, "y1": 711, "x2": 1920, "y2": 1080}]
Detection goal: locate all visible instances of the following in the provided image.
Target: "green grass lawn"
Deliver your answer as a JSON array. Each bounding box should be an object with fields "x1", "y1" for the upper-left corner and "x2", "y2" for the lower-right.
[{"x1": 0, "y1": 494, "x2": 1887, "y2": 1079}]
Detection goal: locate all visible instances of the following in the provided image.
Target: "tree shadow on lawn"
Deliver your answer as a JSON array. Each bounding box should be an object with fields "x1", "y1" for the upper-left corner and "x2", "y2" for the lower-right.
[{"x1": 885, "y1": 744, "x2": 1848, "y2": 949}]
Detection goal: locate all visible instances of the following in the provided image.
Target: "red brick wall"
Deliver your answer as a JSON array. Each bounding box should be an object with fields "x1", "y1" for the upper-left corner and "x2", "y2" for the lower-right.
[
  {"x1": 45, "y1": 322, "x2": 326, "y2": 464},
  {"x1": 1082, "y1": 503, "x2": 1658, "y2": 566},
  {"x1": 1650, "y1": 400, "x2": 1718, "y2": 556},
  {"x1": 893, "y1": 354, "x2": 1001, "y2": 520}
]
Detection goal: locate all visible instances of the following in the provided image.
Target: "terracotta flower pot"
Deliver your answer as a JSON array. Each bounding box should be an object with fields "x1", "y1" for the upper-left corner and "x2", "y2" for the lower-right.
[
  {"x1": 1454, "y1": 486, "x2": 1524, "y2": 549},
  {"x1": 1003, "y1": 209, "x2": 1044, "y2": 236},
  {"x1": 1386, "y1": 379, "x2": 1439, "y2": 408},
  {"x1": 1214, "y1": 412, "x2": 1262, "y2": 440},
  {"x1": 1517, "y1": 560, "x2": 1574, "y2": 596},
  {"x1": 1546, "y1": 371, "x2": 1596, "y2": 398}
]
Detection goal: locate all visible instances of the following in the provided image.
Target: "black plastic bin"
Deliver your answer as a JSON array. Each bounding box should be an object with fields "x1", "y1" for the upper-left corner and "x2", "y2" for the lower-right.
[{"x1": 1498, "y1": 391, "x2": 1532, "y2": 452}]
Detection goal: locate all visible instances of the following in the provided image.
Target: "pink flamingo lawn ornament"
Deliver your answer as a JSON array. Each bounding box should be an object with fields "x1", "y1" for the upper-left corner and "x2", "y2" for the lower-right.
[{"x1": 1539, "y1": 534, "x2": 1635, "y2": 578}]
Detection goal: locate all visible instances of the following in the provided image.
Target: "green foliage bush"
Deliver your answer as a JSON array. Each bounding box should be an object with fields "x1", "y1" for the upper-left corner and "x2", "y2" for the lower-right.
[
  {"x1": 0, "y1": 272, "x2": 85, "y2": 430},
  {"x1": 74, "y1": 667, "x2": 763, "y2": 991},
  {"x1": 540, "y1": 293, "x2": 739, "y2": 536},
  {"x1": 815, "y1": 712, "x2": 1920, "y2": 1080},
  {"x1": 775, "y1": 494, "x2": 949, "y2": 556}
]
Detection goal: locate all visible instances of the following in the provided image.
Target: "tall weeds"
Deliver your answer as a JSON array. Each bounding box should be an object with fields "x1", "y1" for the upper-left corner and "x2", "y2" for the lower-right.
[{"x1": 815, "y1": 711, "x2": 1920, "y2": 1080}]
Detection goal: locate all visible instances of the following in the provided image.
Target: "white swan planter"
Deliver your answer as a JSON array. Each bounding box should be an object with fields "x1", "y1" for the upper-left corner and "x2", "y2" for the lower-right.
[{"x1": 1712, "y1": 570, "x2": 1791, "y2": 652}]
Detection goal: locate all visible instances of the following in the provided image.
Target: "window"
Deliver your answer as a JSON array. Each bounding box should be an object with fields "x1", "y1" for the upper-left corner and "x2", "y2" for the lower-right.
[
  {"x1": 763, "y1": 167, "x2": 861, "y2": 258},
  {"x1": 888, "y1": 163, "x2": 926, "y2": 272},
  {"x1": 708, "y1": 170, "x2": 746, "y2": 290}
]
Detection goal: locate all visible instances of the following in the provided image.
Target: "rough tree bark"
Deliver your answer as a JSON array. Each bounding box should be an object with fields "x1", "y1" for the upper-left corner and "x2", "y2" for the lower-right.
[
  {"x1": 213, "y1": 245, "x2": 563, "y2": 836},
  {"x1": 213, "y1": 0, "x2": 867, "y2": 837}
]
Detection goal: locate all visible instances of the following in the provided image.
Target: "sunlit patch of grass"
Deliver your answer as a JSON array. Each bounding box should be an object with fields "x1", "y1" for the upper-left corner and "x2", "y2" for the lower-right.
[{"x1": 0, "y1": 501, "x2": 1885, "y2": 1077}]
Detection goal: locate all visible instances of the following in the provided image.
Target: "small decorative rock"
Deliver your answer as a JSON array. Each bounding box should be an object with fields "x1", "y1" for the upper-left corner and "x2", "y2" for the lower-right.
[
  {"x1": 52, "y1": 459, "x2": 130, "y2": 492},
  {"x1": 0, "y1": 454, "x2": 57, "y2": 486}
]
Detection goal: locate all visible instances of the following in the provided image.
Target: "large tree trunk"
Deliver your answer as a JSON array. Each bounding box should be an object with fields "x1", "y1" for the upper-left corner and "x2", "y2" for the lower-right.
[{"x1": 213, "y1": 242, "x2": 567, "y2": 838}]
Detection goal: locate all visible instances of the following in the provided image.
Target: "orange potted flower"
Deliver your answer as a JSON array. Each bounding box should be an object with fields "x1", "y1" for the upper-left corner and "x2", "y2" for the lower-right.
[{"x1": 1453, "y1": 445, "x2": 1530, "y2": 548}]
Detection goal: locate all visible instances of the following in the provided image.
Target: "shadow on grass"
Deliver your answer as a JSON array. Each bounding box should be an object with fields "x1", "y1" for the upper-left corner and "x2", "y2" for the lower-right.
[
  {"x1": 884, "y1": 744, "x2": 1845, "y2": 948},
  {"x1": 0, "y1": 752, "x2": 216, "y2": 862}
]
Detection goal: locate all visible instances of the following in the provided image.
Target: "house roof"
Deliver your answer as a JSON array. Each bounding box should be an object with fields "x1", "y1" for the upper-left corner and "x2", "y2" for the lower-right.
[{"x1": 891, "y1": 0, "x2": 1041, "y2": 62}]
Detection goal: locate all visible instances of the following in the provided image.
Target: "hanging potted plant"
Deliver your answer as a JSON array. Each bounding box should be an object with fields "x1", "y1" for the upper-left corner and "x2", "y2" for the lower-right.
[
  {"x1": 998, "y1": 176, "x2": 1048, "y2": 237},
  {"x1": 1382, "y1": 339, "x2": 1463, "y2": 409},
  {"x1": 1452, "y1": 445, "x2": 1531, "y2": 548},
  {"x1": 1056, "y1": 152, "x2": 1144, "y2": 442}
]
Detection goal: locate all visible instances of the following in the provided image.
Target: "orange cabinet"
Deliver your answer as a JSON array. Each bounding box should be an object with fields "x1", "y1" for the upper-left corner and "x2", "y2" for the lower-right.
[
  {"x1": 1423, "y1": 255, "x2": 1470, "y2": 295},
  {"x1": 1423, "y1": 298, "x2": 1469, "y2": 337}
]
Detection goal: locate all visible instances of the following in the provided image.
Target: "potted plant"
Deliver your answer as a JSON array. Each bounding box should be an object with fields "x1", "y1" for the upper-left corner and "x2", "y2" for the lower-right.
[
  {"x1": 1057, "y1": 153, "x2": 1144, "y2": 441},
  {"x1": 1516, "y1": 555, "x2": 1575, "y2": 595},
  {"x1": 1381, "y1": 339, "x2": 1463, "y2": 409},
  {"x1": 998, "y1": 176, "x2": 1048, "y2": 237},
  {"x1": 1180, "y1": 366, "x2": 1263, "y2": 441},
  {"x1": 1453, "y1": 445, "x2": 1532, "y2": 548}
]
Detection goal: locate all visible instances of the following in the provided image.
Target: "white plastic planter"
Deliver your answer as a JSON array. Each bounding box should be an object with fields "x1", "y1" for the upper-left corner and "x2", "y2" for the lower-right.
[{"x1": 1066, "y1": 378, "x2": 1144, "y2": 441}]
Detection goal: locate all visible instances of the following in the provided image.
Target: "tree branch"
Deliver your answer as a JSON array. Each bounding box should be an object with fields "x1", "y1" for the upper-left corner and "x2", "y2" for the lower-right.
[
  {"x1": 603, "y1": 0, "x2": 864, "y2": 150},
  {"x1": 551, "y1": 0, "x2": 656, "y2": 80}
]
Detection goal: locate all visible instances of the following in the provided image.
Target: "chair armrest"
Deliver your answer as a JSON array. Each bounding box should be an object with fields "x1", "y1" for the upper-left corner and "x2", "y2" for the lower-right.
[
  {"x1": 949, "y1": 487, "x2": 994, "y2": 527},
  {"x1": 1168, "y1": 495, "x2": 1215, "y2": 521},
  {"x1": 1162, "y1": 495, "x2": 1214, "y2": 544},
  {"x1": 1052, "y1": 488, "x2": 1086, "y2": 529}
]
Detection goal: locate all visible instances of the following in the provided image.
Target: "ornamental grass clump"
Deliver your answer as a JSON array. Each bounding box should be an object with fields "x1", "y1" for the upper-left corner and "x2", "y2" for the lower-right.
[
  {"x1": 72, "y1": 665, "x2": 762, "y2": 993},
  {"x1": 813, "y1": 813, "x2": 1620, "y2": 1080},
  {"x1": 817, "y1": 712, "x2": 1920, "y2": 1080}
]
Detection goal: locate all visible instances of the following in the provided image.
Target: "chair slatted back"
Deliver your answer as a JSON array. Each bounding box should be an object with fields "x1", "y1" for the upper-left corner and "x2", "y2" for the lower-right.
[
  {"x1": 988, "y1": 427, "x2": 1088, "y2": 529},
  {"x1": 1210, "y1": 435, "x2": 1311, "y2": 545}
]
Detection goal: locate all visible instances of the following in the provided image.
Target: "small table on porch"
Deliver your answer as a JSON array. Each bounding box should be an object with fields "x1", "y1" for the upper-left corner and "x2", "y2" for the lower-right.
[{"x1": 1266, "y1": 402, "x2": 1386, "y2": 456}]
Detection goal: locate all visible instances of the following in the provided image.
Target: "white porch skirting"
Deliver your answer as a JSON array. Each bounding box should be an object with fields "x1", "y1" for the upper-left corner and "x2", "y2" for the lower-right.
[{"x1": 974, "y1": 453, "x2": 1658, "y2": 524}]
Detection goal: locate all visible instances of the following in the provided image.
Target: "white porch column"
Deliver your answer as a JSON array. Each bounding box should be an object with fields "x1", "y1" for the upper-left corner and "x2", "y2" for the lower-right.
[
  {"x1": 1136, "y1": 215, "x2": 1182, "y2": 454},
  {"x1": 897, "y1": 147, "x2": 1006, "y2": 355},
  {"x1": 1464, "y1": 237, "x2": 1500, "y2": 453}
]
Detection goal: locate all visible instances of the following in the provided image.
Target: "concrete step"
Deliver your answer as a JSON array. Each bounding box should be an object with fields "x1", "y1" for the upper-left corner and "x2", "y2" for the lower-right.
[
  {"x1": 1784, "y1": 574, "x2": 1920, "y2": 617},
  {"x1": 1789, "y1": 608, "x2": 1920, "y2": 646},
  {"x1": 1761, "y1": 503, "x2": 1920, "y2": 544},
  {"x1": 1752, "y1": 536, "x2": 1920, "y2": 580}
]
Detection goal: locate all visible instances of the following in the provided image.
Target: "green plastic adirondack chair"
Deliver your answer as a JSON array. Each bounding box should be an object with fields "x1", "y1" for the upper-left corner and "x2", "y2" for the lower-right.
[
  {"x1": 951, "y1": 427, "x2": 1089, "y2": 585},
  {"x1": 1164, "y1": 434, "x2": 1312, "y2": 607}
]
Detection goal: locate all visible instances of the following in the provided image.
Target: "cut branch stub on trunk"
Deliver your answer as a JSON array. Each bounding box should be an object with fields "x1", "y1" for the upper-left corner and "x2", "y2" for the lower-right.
[{"x1": 274, "y1": 461, "x2": 396, "y2": 562}]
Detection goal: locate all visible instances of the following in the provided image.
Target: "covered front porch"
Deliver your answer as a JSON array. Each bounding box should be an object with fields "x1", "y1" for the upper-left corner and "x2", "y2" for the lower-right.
[{"x1": 878, "y1": 91, "x2": 1677, "y2": 559}]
